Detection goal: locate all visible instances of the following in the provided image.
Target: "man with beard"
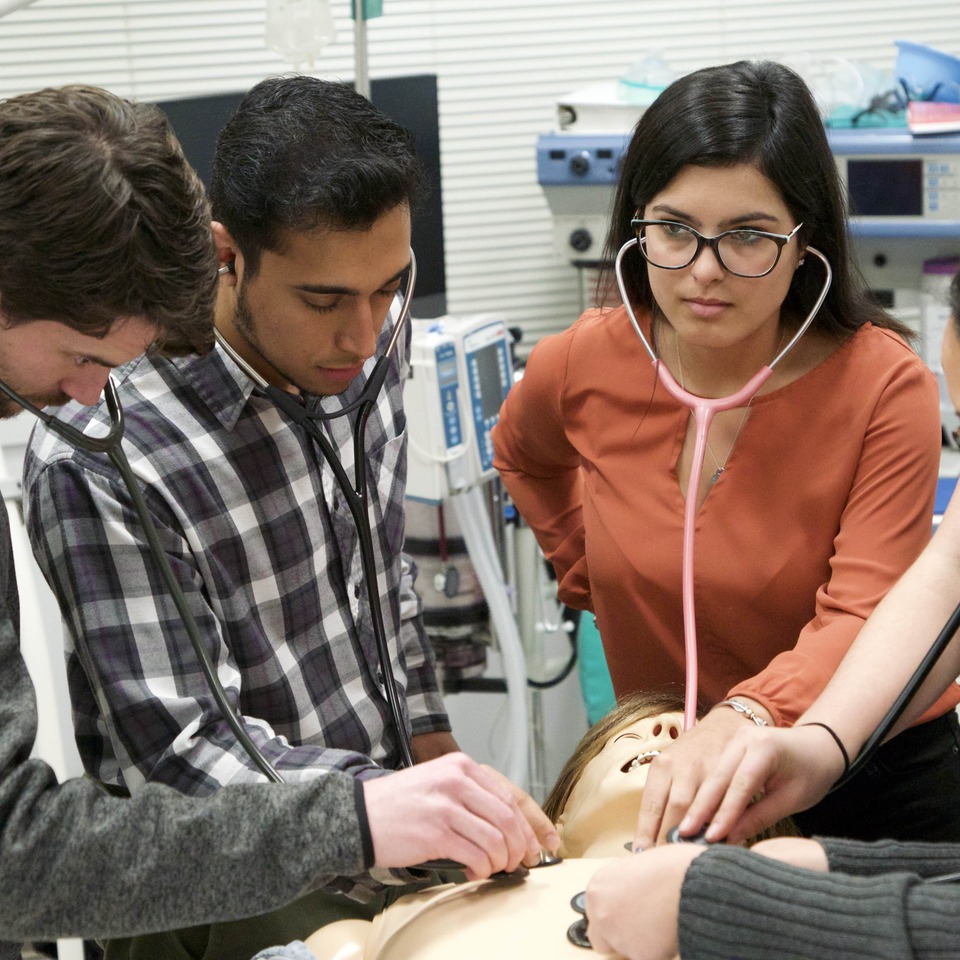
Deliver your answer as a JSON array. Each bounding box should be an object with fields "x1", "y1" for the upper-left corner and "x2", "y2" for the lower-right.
[{"x1": 23, "y1": 76, "x2": 552, "y2": 960}]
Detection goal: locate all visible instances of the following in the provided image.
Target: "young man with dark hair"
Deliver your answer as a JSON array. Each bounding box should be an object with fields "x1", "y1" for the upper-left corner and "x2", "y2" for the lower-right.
[
  {"x1": 0, "y1": 83, "x2": 554, "y2": 960},
  {"x1": 24, "y1": 76, "x2": 543, "y2": 958}
]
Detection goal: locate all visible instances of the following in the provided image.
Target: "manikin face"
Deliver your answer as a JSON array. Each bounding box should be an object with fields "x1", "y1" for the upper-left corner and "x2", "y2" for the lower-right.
[
  {"x1": 643, "y1": 162, "x2": 803, "y2": 358},
  {"x1": 214, "y1": 204, "x2": 412, "y2": 397},
  {"x1": 0, "y1": 314, "x2": 157, "y2": 418},
  {"x1": 556, "y1": 711, "x2": 683, "y2": 858}
]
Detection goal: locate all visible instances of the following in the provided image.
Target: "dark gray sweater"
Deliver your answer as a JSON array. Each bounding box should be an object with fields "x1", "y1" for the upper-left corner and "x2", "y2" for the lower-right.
[
  {"x1": 0, "y1": 504, "x2": 370, "y2": 959},
  {"x1": 679, "y1": 838, "x2": 960, "y2": 959}
]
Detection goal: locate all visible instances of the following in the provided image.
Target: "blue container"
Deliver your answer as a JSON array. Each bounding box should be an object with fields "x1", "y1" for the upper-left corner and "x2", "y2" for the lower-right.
[{"x1": 896, "y1": 41, "x2": 960, "y2": 103}]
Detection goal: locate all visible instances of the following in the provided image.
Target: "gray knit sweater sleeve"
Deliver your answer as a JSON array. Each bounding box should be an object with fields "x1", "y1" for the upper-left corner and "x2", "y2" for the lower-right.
[
  {"x1": 678, "y1": 844, "x2": 960, "y2": 960},
  {"x1": 822, "y1": 836, "x2": 960, "y2": 879},
  {"x1": 0, "y1": 503, "x2": 370, "y2": 960}
]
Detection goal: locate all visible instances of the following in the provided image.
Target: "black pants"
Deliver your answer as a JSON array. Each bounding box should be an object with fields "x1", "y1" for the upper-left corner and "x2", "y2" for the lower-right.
[{"x1": 793, "y1": 711, "x2": 960, "y2": 842}]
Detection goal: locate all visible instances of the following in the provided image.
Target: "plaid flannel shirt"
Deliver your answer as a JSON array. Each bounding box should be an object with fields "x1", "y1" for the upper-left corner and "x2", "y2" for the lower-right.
[{"x1": 23, "y1": 302, "x2": 449, "y2": 897}]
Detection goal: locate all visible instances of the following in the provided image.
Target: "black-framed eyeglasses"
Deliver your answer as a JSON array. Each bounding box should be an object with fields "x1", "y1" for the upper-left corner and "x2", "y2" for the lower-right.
[{"x1": 631, "y1": 218, "x2": 804, "y2": 279}]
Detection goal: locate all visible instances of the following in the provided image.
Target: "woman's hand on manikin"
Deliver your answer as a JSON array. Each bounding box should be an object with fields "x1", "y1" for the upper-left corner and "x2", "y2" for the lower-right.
[
  {"x1": 633, "y1": 699, "x2": 774, "y2": 849},
  {"x1": 667, "y1": 724, "x2": 847, "y2": 845}
]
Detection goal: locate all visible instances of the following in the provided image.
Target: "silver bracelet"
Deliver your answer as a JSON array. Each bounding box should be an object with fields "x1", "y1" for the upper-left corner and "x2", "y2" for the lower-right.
[{"x1": 716, "y1": 698, "x2": 768, "y2": 727}]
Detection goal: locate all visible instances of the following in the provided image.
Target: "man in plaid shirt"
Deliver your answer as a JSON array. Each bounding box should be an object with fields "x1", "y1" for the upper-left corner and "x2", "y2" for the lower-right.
[{"x1": 23, "y1": 76, "x2": 466, "y2": 958}]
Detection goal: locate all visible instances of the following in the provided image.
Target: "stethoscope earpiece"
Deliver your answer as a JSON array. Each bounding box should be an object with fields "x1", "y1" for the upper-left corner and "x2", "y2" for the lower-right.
[{"x1": 217, "y1": 262, "x2": 235, "y2": 276}]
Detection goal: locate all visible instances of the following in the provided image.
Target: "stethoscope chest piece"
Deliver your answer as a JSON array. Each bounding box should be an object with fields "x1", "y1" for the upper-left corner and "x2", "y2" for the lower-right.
[
  {"x1": 567, "y1": 888, "x2": 592, "y2": 949},
  {"x1": 567, "y1": 918, "x2": 592, "y2": 949}
]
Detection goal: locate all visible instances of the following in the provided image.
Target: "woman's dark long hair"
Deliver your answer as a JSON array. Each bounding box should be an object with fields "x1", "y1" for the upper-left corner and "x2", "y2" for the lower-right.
[{"x1": 601, "y1": 59, "x2": 910, "y2": 342}]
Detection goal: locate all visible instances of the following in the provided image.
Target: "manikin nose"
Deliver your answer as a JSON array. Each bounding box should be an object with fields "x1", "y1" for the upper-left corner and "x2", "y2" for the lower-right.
[{"x1": 649, "y1": 719, "x2": 681, "y2": 743}]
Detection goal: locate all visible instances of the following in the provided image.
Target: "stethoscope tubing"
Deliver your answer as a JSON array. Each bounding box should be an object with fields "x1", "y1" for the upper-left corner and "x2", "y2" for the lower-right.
[
  {"x1": 246, "y1": 376, "x2": 415, "y2": 770},
  {"x1": 214, "y1": 250, "x2": 418, "y2": 770},
  {"x1": 832, "y1": 592, "x2": 960, "y2": 791},
  {"x1": 0, "y1": 377, "x2": 285, "y2": 783},
  {"x1": 105, "y1": 428, "x2": 286, "y2": 783},
  {"x1": 0, "y1": 252, "x2": 419, "y2": 783},
  {"x1": 614, "y1": 239, "x2": 833, "y2": 729}
]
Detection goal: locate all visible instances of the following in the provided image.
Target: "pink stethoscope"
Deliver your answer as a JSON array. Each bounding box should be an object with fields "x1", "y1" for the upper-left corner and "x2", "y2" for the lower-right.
[{"x1": 613, "y1": 237, "x2": 833, "y2": 730}]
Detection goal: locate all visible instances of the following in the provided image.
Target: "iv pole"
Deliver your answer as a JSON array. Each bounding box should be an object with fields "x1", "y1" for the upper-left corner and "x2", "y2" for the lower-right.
[{"x1": 353, "y1": 0, "x2": 370, "y2": 99}]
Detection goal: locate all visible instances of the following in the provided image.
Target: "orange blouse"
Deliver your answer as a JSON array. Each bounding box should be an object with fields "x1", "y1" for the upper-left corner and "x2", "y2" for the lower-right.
[{"x1": 493, "y1": 305, "x2": 960, "y2": 727}]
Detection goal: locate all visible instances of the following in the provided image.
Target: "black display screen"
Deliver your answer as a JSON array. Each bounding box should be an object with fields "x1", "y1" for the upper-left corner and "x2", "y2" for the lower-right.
[
  {"x1": 847, "y1": 158, "x2": 924, "y2": 216},
  {"x1": 474, "y1": 344, "x2": 504, "y2": 420}
]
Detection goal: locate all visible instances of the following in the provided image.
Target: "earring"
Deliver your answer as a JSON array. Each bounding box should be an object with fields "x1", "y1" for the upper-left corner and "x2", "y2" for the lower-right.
[{"x1": 796, "y1": 258, "x2": 805, "y2": 269}]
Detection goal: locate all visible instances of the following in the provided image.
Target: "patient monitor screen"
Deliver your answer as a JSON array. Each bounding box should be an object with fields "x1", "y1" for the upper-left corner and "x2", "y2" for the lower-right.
[
  {"x1": 847, "y1": 158, "x2": 923, "y2": 216},
  {"x1": 474, "y1": 343, "x2": 504, "y2": 420}
]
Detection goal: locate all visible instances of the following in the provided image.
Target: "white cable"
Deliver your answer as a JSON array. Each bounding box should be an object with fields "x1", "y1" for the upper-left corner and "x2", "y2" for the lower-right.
[{"x1": 451, "y1": 486, "x2": 529, "y2": 791}]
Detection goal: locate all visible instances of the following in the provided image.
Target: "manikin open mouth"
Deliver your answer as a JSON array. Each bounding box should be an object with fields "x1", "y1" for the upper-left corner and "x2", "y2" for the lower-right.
[{"x1": 621, "y1": 750, "x2": 660, "y2": 773}]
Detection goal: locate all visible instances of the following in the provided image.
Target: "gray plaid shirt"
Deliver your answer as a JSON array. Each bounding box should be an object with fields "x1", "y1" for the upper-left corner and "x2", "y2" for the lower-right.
[{"x1": 23, "y1": 302, "x2": 448, "y2": 802}]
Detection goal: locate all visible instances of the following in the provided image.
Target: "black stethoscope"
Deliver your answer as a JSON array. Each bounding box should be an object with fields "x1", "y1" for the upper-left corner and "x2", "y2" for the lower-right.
[
  {"x1": 4, "y1": 250, "x2": 419, "y2": 783},
  {"x1": 6, "y1": 243, "x2": 959, "y2": 825},
  {"x1": 212, "y1": 250, "x2": 419, "y2": 770}
]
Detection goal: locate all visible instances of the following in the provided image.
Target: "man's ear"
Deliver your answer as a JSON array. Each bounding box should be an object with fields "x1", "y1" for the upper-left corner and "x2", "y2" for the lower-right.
[{"x1": 212, "y1": 221, "x2": 240, "y2": 281}]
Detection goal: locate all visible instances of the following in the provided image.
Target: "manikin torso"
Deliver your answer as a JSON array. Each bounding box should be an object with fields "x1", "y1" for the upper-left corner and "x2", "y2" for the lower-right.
[{"x1": 303, "y1": 713, "x2": 685, "y2": 960}]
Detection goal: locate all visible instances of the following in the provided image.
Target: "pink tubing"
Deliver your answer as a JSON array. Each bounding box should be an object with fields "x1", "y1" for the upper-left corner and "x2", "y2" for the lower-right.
[{"x1": 652, "y1": 359, "x2": 774, "y2": 730}]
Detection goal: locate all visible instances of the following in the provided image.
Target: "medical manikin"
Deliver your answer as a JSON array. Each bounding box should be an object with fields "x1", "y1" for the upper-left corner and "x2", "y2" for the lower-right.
[{"x1": 295, "y1": 694, "x2": 793, "y2": 960}]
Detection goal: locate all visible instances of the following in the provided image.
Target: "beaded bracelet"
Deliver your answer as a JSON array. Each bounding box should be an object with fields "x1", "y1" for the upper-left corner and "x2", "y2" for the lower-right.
[
  {"x1": 716, "y1": 698, "x2": 768, "y2": 727},
  {"x1": 799, "y1": 721, "x2": 851, "y2": 777}
]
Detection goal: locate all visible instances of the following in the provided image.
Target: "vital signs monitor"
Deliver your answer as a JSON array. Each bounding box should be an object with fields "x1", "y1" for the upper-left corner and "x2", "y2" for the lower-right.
[{"x1": 405, "y1": 314, "x2": 513, "y2": 503}]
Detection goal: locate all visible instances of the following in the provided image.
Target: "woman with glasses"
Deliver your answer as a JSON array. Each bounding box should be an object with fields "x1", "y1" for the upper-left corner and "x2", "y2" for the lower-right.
[
  {"x1": 582, "y1": 267, "x2": 960, "y2": 960},
  {"x1": 493, "y1": 59, "x2": 960, "y2": 846}
]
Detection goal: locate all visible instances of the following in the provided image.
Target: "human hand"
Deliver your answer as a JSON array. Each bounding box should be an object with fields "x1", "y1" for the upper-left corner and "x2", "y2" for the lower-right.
[
  {"x1": 585, "y1": 844, "x2": 707, "y2": 959},
  {"x1": 634, "y1": 706, "x2": 764, "y2": 849},
  {"x1": 362, "y1": 752, "x2": 559, "y2": 880},
  {"x1": 411, "y1": 730, "x2": 460, "y2": 762},
  {"x1": 675, "y1": 724, "x2": 845, "y2": 845},
  {"x1": 749, "y1": 836, "x2": 829, "y2": 872},
  {"x1": 478, "y1": 762, "x2": 561, "y2": 857}
]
